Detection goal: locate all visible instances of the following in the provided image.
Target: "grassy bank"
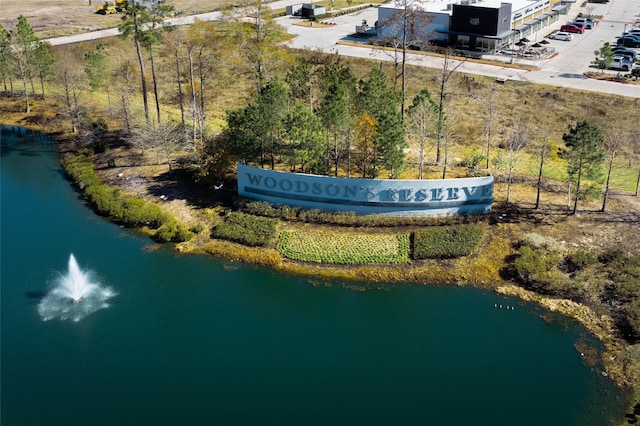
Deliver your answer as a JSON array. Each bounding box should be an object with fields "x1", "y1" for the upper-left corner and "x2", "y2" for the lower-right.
[{"x1": 4, "y1": 114, "x2": 640, "y2": 423}]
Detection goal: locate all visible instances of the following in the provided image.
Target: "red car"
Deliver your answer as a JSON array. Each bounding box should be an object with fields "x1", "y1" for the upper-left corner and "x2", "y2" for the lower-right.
[{"x1": 560, "y1": 24, "x2": 585, "y2": 34}]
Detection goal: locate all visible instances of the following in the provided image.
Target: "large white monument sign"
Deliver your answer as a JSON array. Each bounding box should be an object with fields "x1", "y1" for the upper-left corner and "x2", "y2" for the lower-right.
[{"x1": 237, "y1": 164, "x2": 494, "y2": 216}]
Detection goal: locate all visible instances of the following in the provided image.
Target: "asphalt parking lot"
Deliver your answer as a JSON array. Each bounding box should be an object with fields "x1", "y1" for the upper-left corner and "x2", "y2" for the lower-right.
[{"x1": 277, "y1": 0, "x2": 640, "y2": 98}]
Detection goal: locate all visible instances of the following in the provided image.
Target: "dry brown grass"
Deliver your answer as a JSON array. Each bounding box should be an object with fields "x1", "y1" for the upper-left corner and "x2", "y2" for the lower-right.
[{"x1": 1, "y1": 0, "x2": 228, "y2": 38}]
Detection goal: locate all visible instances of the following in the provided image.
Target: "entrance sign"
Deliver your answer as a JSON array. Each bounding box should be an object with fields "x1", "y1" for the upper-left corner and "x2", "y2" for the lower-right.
[{"x1": 237, "y1": 164, "x2": 494, "y2": 216}]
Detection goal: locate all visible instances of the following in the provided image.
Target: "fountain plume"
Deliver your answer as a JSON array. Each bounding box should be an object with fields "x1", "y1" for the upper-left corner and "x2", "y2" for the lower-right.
[{"x1": 37, "y1": 254, "x2": 115, "y2": 322}]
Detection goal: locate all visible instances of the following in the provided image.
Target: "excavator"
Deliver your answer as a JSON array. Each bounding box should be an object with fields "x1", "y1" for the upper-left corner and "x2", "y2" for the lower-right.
[
  {"x1": 95, "y1": 0, "x2": 126, "y2": 15},
  {"x1": 95, "y1": 1, "x2": 117, "y2": 14}
]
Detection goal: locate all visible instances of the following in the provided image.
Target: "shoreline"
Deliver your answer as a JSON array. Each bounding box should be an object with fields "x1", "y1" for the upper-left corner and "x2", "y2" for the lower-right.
[
  {"x1": 3, "y1": 121, "x2": 638, "y2": 421},
  {"x1": 177, "y1": 227, "x2": 632, "y2": 387}
]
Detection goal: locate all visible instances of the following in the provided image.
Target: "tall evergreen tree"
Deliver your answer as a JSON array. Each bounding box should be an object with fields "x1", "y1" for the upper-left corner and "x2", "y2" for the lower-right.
[
  {"x1": 354, "y1": 113, "x2": 377, "y2": 178},
  {"x1": 358, "y1": 67, "x2": 404, "y2": 178},
  {"x1": 0, "y1": 25, "x2": 13, "y2": 93},
  {"x1": 282, "y1": 103, "x2": 327, "y2": 174},
  {"x1": 318, "y1": 82, "x2": 350, "y2": 176},
  {"x1": 10, "y1": 16, "x2": 39, "y2": 113},
  {"x1": 226, "y1": 104, "x2": 263, "y2": 163},
  {"x1": 140, "y1": 1, "x2": 175, "y2": 125},
  {"x1": 285, "y1": 56, "x2": 314, "y2": 108},
  {"x1": 562, "y1": 120, "x2": 605, "y2": 215},
  {"x1": 317, "y1": 56, "x2": 357, "y2": 176},
  {"x1": 84, "y1": 44, "x2": 113, "y2": 115},
  {"x1": 33, "y1": 41, "x2": 54, "y2": 96},
  {"x1": 226, "y1": 78, "x2": 288, "y2": 168},
  {"x1": 255, "y1": 78, "x2": 288, "y2": 169},
  {"x1": 224, "y1": 0, "x2": 289, "y2": 92},
  {"x1": 376, "y1": 108, "x2": 406, "y2": 178},
  {"x1": 119, "y1": 2, "x2": 152, "y2": 125}
]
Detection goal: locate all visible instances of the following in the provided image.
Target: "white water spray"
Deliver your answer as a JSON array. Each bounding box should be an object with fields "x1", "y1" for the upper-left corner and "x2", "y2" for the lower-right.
[{"x1": 37, "y1": 254, "x2": 116, "y2": 322}]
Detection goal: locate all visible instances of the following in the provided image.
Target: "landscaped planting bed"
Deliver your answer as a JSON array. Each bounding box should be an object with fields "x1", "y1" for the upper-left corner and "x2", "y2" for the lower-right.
[
  {"x1": 413, "y1": 224, "x2": 484, "y2": 259},
  {"x1": 213, "y1": 212, "x2": 279, "y2": 247},
  {"x1": 276, "y1": 230, "x2": 410, "y2": 264}
]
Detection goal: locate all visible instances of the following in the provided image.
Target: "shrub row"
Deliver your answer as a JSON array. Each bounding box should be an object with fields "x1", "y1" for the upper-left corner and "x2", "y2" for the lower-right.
[
  {"x1": 62, "y1": 154, "x2": 192, "y2": 243},
  {"x1": 276, "y1": 230, "x2": 410, "y2": 265},
  {"x1": 240, "y1": 199, "x2": 480, "y2": 228},
  {"x1": 213, "y1": 212, "x2": 279, "y2": 247},
  {"x1": 413, "y1": 224, "x2": 484, "y2": 259}
]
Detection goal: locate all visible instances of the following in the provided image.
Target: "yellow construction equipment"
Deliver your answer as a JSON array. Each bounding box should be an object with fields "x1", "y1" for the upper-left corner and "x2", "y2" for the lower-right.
[
  {"x1": 115, "y1": 0, "x2": 128, "y2": 12},
  {"x1": 96, "y1": 1, "x2": 117, "y2": 14}
]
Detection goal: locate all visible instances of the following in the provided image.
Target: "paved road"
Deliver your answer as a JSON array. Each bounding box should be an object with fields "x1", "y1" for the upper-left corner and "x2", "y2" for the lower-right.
[
  {"x1": 278, "y1": 1, "x2": 640, "y2": 98},
  {"x1": 44, "y1": 0, "x2": 640, "y2": 98}
]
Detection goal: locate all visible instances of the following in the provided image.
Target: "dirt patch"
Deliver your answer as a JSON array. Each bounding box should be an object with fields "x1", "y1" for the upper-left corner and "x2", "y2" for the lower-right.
[{"x1": 1, "y1": 0, "x2": 226, "y2": 38}]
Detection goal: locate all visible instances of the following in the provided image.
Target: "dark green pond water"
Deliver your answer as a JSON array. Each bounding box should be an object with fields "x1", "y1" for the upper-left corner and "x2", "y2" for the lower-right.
[{"x1": 0, "y1": 126, "x2": 627, "y2": 425}]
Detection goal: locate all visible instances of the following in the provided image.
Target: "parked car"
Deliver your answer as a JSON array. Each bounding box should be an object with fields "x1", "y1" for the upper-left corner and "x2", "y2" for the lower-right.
[
  {"x1": 561, "y1": 24, "x2": 585, "y2": 34},
  {"x1": 612, "y1": 46, "x2": 638, "y2": 58},
  {"x1": 623, "y1": 29, "x2": 640, "y2": 36},
  {"x1": 614, "y1": 54, "x2": 636, "y2": 63},
  {"x1": 617, "y1": 34, "x2": 640, "y2": 42},
  {"x1": 587, "y1": 0, "x2": 608, "y2": 3},
  {"x1": 550, "y1": 31, "x2": 573, "y2": 41},
  {"x1": 573, "y1": 17, "x2": 596, "y2": 29},
  {"x1": 617, "y1": 37, "x2": 640, "y2": 48},
  {"x1": 609, "y1": 57, "x2": 635, "y2": 71}
]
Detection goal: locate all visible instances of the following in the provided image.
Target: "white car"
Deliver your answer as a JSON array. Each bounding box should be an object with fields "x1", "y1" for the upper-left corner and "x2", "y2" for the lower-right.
[
  {"x1": 610, "y1": 57, "x2": 635, "y2": 71},
  {"x1": 550, "y1": 32, "x2": 573, "y2": 41},
  {"x1": 573, "y1": 17, "x2": 597, "y2": 29}
]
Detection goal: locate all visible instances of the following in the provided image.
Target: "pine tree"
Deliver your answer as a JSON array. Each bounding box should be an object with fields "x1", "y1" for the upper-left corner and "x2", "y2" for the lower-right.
[
  {"x1": 119, "y1": 3, "x2": 153, "y2": 125},
  {"x1": 0, "y1": 25, "x2": 13, "y2": 93},
  {"x1": 357, "y1": 67, "x2": 404, "y2": 178},
  {"x1": 11, "y1": 16, "x2": 40, "y2": 113},
  {"x1": 224, "y1": 0, "x2": 289, "y2": 92},
  {"x1": 84, "y1": 44, "x2": 113, "y2": 115},
  {"x1": 33, "y1": 41, "x2": 54, "y2": 97},
  {"x1": 317, "y1": 57, "x2": 357, "y2": 176},
  {"x1": 282, "y1": 103, "x2": 327, "y2": 174},
  {"x1": 562, "y1": 120, "x2": 605, "y2": 215},
  {"x1": 318, "y1": 82, "x2": 350, "y2": 176},
  {"x1": 140, "y1": 2, "x2": 175, "y2": 125}
]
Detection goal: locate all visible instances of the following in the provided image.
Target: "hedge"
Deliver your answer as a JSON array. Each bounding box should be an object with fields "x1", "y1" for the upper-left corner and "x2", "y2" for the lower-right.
[
  {"x1": 61, "y1": 153, "x2": 191, "y2": 243},
  {"x1": 412, "y1": 224, "x2": 484, "y2": 259},
  {"x1": 240, "y1": 199, "x2": 481, "y2": 228},
  {"x1": 213, "y1": 212, "x2": 279, "y2": 247}
]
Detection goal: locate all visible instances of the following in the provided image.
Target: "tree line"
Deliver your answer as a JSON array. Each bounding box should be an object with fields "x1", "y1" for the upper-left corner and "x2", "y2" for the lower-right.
[{"x1": 1, "y1": 4, "x2": 639, "y2": 215}]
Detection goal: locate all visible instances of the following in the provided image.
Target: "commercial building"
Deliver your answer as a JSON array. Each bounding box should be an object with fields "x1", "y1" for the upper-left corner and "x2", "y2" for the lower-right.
[{"x1": 377, "y1": 0, "x2": 572, "y2": 53}]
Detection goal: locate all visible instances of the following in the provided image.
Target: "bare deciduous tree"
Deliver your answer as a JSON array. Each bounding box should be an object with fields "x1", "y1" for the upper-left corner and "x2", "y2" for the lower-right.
[
  {"x1": 406, "y1": 88, "x2": 437, "y2": 179},
  {"x1": 435, "y1": 49, "x2": 466, "y2": 165},
  {"x1": 130, "y1": 121, "x2": 186, "y2": 172},
  {"x1": 505, "y1": 120, "x2": 529, "y2": 204},
  {"x1": 53, "y1": 56, "x2": 86, "y2": 133},
  {"x1": 600, "y1": 127, "x2": 629, "y2": 212},
  {"x1": 484, "y1": 84, "x2": 499, "y2": 170},
  {"x1": 531, "y1": 127, "x2": 553, "y2": 209},
  {"x1": 375, "y1": 0, "x2": 433, "y2": 119}
]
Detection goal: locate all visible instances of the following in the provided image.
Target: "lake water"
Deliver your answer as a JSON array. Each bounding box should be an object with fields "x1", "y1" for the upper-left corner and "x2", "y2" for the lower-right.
[{"x1": 0, "y1": 126, "x2": 627, "y2": 425}]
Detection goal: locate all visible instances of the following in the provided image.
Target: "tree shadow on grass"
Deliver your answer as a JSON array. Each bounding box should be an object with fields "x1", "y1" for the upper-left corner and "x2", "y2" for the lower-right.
[{"x1": 146, "y1": 169, "x2": 235, "y2": 209}]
